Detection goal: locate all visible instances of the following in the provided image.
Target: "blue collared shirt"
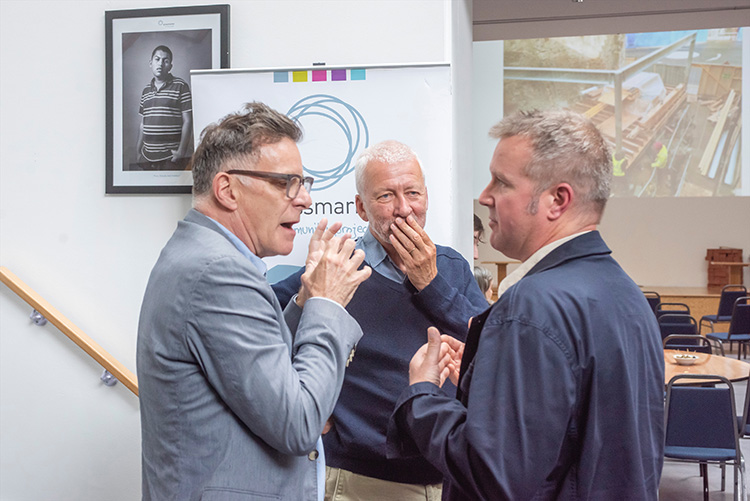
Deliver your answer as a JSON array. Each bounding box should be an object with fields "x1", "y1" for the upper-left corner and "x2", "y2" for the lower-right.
[
  {"x1": 206, "y1": 217, "x2": 268, "y2": 277},
  {"x1": 357, "y1": 229, "x2": 405, "y2": 283}
]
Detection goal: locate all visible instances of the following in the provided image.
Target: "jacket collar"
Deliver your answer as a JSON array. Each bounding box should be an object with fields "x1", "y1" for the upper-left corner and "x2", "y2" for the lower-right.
[{"x1": 525, "y1": 230, "x2": 611, "y2": 279}]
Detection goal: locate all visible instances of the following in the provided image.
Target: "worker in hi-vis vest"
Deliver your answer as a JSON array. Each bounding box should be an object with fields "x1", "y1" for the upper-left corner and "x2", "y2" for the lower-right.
[
  {"x1": 612, "y1": 151, "x2": 628, "y2": 195},
  {"x1": 650, "y1": 141, "x2": 669, "y2": 192},
  {"x1": 651, "y1": 142, "x2": 668, "y2": 169}
]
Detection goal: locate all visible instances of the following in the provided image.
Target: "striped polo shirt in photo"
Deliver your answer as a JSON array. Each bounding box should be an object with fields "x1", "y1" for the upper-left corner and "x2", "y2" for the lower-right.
[{"x1": 139, "y1": 75, "x2": 192, "y2": 162}]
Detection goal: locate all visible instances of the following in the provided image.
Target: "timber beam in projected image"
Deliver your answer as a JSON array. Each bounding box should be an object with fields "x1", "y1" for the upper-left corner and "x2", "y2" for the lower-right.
[{"x1": 503, "y1": 29, "x2": 745, "y2": 198}]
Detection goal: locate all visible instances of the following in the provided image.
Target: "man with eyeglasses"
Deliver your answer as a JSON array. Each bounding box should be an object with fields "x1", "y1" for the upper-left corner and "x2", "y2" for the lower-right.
[
  {"x1": 137, "y1": 102, "x2": 372, "y2": 501},
  {"x1": 273, "y1": 140, "x2": 488, "y2": 501}
]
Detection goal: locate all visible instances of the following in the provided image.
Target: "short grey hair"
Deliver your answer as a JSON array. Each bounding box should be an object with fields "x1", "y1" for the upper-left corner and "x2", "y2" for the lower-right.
[
  {"x1": 354, "y1": 140, "x2": 425, "y2": 194},
  {"x1": 191, "y1": 101, "x2": 302, "y2": 201},
  {"x1": 490, "y1": 109, "x2": 611, "y2": 215},
  {"x1": 473, "y1": 266, "x2": 493, "y2": 295}
]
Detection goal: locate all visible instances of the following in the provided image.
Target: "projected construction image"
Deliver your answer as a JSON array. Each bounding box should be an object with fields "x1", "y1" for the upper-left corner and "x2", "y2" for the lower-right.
[{"x1": 502, "y1": 28, "x2": 745, "y2": 198}]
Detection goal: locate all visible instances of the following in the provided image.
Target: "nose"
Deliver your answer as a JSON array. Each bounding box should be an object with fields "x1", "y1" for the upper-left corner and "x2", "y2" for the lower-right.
[
  {"x1": 393, "y1": 193, "x2": 412, "y2": 217},
  {"x1": 294, "y1": 183, "x2": 312, "y2": 210},
  {"x1": 478, "y1": 184, "x2": 493, "y2": 208}
]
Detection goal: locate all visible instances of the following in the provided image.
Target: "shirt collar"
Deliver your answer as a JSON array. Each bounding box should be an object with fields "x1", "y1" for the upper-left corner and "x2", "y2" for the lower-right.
[
  {"x1": 150, "y1": 73, "x2": 174, "y2": 89},
  {"x1": 204, "y1": 215, "x2": 267, "y2": 277},
  {"x1": 496, "y1": 230, "x2": 591, "y2": 299},
  {"x1": 358, "y1": 228, "x2": 405, "y2": 283},
  {"x1": 359, "y1": 229, "x2": 388, "y2": 267}
]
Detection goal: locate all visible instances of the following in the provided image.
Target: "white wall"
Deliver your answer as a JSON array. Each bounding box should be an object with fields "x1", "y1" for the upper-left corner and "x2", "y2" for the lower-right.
[{"x1": 0, "y1": 1, "x2": 463, "y2": 499}]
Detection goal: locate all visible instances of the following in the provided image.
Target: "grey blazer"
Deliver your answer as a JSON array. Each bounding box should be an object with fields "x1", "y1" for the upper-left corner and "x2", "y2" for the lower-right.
[{"x1": 137, "y1": 209, "x2": 363, "y2": 500}]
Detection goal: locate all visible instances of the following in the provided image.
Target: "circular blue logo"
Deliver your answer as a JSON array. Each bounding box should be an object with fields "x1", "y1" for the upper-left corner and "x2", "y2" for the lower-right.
[{"x1": 287, "y1": 95, "x2": 369, "y2": 190}]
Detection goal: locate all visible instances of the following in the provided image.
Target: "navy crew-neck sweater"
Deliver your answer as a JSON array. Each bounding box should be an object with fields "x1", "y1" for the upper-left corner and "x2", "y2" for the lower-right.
[{"x1": 273, "y1": 246, "x2": 487, "y2": 484}]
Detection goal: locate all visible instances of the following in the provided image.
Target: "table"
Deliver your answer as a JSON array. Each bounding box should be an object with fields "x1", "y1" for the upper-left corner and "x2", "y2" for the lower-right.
[
  {"x1": 482, "y1": 260, "x2": 521, "y2": 282},
  {"x1": 710, "y1": 261, "x2": 749, "y2": 286},
  {"x1": 664, "y1": 349, "x2": 750, "y2": 385}
]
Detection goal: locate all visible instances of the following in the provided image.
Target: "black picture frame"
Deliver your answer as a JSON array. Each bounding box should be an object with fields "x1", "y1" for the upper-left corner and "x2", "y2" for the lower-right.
[{"x1": 105, "y1": 5, "x2": 229, "y2": 194}]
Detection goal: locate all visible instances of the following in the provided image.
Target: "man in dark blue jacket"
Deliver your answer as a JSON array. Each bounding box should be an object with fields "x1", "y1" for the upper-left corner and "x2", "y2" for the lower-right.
[
  {"x1": 388, "y1": 110, "x2": 664, "y2": 500},
  {"x1": 274, "y1": 140, "x2": 488, "y2": 500}
]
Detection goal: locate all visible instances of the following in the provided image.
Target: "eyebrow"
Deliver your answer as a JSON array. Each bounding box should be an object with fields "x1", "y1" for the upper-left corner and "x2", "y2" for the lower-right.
[{"x1": 493, "y1": 170, "x2": 513, "y2": 185}]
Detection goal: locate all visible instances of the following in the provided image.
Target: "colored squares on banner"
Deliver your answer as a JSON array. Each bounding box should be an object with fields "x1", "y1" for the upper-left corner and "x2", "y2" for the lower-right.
[{"x1": 274, "y1": 69, "x2": 367, "y2": 83}]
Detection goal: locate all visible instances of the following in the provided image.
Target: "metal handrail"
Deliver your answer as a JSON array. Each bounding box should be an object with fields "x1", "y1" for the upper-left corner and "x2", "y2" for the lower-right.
[{"x1": 0, "y1": 266, "x2": 138, "y2": 396}]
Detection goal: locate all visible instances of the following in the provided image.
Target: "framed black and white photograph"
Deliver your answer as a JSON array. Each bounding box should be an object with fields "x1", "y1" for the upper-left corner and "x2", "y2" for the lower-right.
[{"x1": 105, "y1": 5, "x2": 229, "y2": 194}]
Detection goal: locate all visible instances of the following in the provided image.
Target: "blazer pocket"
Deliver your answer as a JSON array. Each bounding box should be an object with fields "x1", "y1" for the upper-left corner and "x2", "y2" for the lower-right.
[{"x1": 201, "y1": 487, "x2": 280, "y2": 500}]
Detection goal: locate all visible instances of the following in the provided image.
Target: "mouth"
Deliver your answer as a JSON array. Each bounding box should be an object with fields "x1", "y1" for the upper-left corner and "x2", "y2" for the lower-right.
[{"x1": 281, "y1": 221, "x2": 298, "y2": 230}]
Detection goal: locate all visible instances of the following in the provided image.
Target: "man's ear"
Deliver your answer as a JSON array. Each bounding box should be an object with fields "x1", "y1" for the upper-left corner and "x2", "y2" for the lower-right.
[
  {"x1": 547, "y1": 183, "x2": 573, "y2": 221},
  {"x1": 355, "y1": 194, "x2": 369, "y2": 222},
  {"x1": 213, "y1": 172, "x2": 239, "y2": 211}
]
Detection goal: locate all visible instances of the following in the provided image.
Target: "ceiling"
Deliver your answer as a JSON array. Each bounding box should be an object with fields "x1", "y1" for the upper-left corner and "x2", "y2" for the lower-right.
[{"x1": 473, "y1": 0, "x2": 750, "y2": 40}]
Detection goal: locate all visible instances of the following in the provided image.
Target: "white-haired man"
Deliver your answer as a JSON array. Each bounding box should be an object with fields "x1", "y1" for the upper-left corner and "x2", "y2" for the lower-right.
[{"x1": 274, "y1": 140, "x2": 488, "y2": 500}]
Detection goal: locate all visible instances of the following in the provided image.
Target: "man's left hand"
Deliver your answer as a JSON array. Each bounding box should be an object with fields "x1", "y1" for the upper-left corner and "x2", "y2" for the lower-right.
[
  {"x1": 409, "y1": 327, "x2": 453, "y2": 387},
  {"x1": 390, "y1": 215, "x2": 437, "y2": 290}
]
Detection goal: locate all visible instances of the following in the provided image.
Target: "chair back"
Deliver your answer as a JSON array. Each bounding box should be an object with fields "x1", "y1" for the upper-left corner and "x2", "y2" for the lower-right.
[
  {"x1": 717, "y1": 285, "x2": 748, "y2": 317},
  {"x1": 658, "y1": 313, "x2": 698, "y2": 341},
  {"x1": 663, "y1": 334, "x2": 713, "y2": 354},
  {"x1": 643, "y1": 291, "x2": 661, "y2": 315},
  {"x1": 665, "y1": 375, "x2": 739, "y2": 457},
  {"x1": 655, "y1": 302, "x2": 690, "y2": 320},
  {"x1": 728, "y1": 298, "x2": 750, "y2": 339},
  {"x1": 741, "y1": 378, "x2": 750, "y2": 438}
]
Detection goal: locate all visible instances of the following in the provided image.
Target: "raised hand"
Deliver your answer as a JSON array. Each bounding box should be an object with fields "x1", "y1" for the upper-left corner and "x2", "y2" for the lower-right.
[
  {"x1": 440, "y1": 334, "x2": 464, "y2": 386},
  {"x1": 305, "y1": 219, "x2": 344, "y2": 272},
  {"x1": 389, "y1": 215, "x2": 437, "y2": 290},
  {"x1": 296, "y1": 219, "x2": 344, "y2": 306},
  {"x1": 300, "y1": 235, "x2": 371, "y2": 308},
  {"x1": 408, "y1": 327, "x2": 455, "y2": 387}
]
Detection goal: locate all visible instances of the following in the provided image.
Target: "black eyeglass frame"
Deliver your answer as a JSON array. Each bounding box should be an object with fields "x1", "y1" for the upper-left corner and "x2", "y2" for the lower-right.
[{"x1": 226, "y1": 170, "x2": 314, "y2": 198}]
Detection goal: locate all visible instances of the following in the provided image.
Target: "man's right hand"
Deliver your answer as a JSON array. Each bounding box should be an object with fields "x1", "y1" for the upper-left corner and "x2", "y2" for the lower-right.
[{"x1": 298, "y1": 221, "x2": 371, "y2": 307}]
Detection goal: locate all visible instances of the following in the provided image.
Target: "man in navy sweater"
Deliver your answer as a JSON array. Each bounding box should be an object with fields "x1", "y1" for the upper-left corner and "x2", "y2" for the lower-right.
[{"x1": 273, "y1": 140, "x2": 488, "y2": 500}]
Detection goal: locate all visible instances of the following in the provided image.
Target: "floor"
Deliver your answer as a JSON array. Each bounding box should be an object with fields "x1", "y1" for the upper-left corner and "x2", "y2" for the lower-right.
[{"x1": 659, "y1": 347, "x2": 749, "y2": 500}]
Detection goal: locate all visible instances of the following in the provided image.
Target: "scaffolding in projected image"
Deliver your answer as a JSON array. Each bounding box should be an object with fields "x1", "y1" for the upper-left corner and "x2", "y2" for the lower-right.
[{"x1": 504, "y1": 32, "x2": 743, "y2": 198}]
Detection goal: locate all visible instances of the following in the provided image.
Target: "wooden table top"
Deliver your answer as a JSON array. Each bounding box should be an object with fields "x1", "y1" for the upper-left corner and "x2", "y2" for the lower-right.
[{"x1": 664, "y1": 349, "x2": 750, "y2": 385}]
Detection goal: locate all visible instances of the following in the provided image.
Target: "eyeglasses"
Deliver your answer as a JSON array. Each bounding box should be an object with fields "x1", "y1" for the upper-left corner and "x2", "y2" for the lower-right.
[{"x1": 227, "y1": 170, "x2": 314, "y2": 199}]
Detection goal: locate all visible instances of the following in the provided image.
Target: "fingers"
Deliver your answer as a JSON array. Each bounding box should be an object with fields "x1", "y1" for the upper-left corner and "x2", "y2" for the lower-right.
[
  {"x1": 301, "y1": 231, "x2": 371, "y2": 307},
  {"x1": 440, "y1": 334, "x2": 465, "y2": 353},
  {"x1": 389, "y1": 215, "x2": 425, "y2": 255},
  {"x1": 425, "y1": 326, "x2": 442, "y2": 362},
  {"x1": 326, "y1": 221, "x2": 344, "y2": 241},
  {"x1": 310, "y1": 218, "x2": 336, "y2": 242}
]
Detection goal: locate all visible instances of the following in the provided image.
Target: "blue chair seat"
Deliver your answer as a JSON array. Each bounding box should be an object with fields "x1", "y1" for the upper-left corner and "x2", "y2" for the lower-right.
[
  {"x1": 665, "y1": 446, "x2": 737, "y2": 461},
  {"x1": 701, "y1": 314, "x2": 733, "y2": 324},
  {"x1": 706, "y1": 332, "x2": 750, "y2": 343}
]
